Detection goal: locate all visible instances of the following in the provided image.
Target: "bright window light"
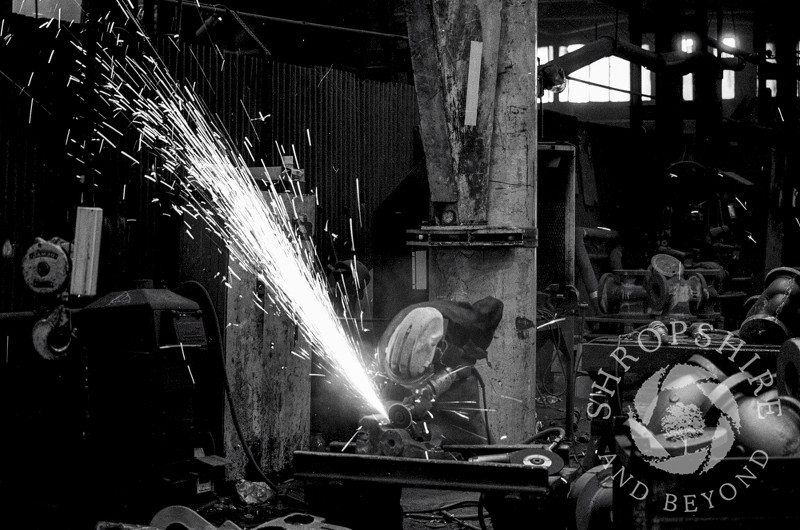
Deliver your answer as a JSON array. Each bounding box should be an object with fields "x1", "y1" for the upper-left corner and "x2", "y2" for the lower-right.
[
  {"x1": 682, "y1": 37, "x2": 695, "y2": 101},
  {"x1": 609, "y1": 56, "x2": 630, "y2": 102},
  {"x1": 721, "y1": 36, "x2": 736, "y2": 100},
  {"x1": 560, "y1": 45, "x2": 590, "y2": 103},
  {"x1": 642, "y1": 43, "x2": 653, "y2": 101},
  {"x1": 559, "y1": 44, "x2": 632, "y2": 103},
  {"x1": 764, "y1": 42, "x2": 777, "y2": 98}
]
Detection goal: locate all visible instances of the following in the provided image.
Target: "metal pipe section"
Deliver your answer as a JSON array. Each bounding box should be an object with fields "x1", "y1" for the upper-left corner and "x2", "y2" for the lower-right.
[
  {"x1": 160, "y1": 0, "x2": 409, "y2": 40},
  {"x1": 539, "y1": 36, "x2": 747, "y2": 93}
]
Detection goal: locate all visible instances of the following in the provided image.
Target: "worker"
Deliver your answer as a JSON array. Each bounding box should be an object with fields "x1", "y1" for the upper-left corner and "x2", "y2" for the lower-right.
[{"x1": 377, "y1": 296, "x2": 504, "y2": 445}]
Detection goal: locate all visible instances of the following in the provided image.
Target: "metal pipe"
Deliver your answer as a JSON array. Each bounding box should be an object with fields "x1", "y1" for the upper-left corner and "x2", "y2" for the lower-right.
[
  {"x1": 160, "y1": 0, "x2": 409, "y2": 40},
  {"x1": 540, "y1": 36, "x2": 746, "y2": 94},
  {"x1": 575, "y1": 229, "x2": 599, "y2": 311},
  {"x1": 579, "y1": 226, "x2": 621, "y2": 240}
]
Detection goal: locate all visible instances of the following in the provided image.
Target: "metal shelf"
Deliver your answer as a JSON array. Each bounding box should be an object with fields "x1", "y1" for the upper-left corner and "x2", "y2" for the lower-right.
[{"x1": 406, "y1": 225, "x2": 537, "y2": 248}]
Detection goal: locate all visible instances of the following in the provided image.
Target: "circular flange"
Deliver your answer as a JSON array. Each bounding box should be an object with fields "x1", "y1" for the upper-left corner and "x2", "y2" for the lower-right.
[{"x1": 651, "y1": 253, "x2": 683, "y2": 278}]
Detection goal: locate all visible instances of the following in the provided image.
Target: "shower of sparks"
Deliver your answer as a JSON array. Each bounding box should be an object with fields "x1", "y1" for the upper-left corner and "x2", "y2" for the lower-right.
[
  {"x1": 341, "y1": 427, "x2": 361, "y2": 452},
  {"x1": 355, "y1": 177, "x2": 362, "y2": 227},
  {"x1": 87, "y1": 2, "x2": 387, "y2": 418},
  {"x1": 536, "y1": 317, "x2": 565, "y2": 330}
]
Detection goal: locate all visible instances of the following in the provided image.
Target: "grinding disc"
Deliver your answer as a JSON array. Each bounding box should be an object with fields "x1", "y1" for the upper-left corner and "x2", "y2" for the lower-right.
[{"x1": 508, "y1": 448, "x2": 565, "y2": 475}]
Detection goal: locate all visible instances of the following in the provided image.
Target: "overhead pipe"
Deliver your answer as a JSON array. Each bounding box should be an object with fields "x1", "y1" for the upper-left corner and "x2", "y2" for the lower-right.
[
  {"x1": 539, "y1": 36, "x2": 746, "y2": 94},
  {"x1": 707, "y1": 36, "x2": 800, "y2": 81}
]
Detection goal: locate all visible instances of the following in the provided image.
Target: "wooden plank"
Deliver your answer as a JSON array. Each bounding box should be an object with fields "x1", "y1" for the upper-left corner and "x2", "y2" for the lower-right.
[
  {"x1": 405, "y1": 0, "x2": 458, "y2": 204},
  {"x1": 464, "y1": 41, "x2": 483, "y2": 127},
  {"x1": 70, "y1": 206, "x2": 103, "y2": 297}
]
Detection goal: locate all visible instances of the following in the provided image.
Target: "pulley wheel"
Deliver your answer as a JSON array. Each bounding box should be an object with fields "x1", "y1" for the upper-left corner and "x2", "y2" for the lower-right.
[{"x1": 21, "y1": 238, "x2": 70, "y2": 295}]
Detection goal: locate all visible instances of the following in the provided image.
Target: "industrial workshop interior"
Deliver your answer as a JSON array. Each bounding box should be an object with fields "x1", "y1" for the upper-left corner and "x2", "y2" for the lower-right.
[{"x1": 4, "y1": 0, "x2": 800, "y2": 528}]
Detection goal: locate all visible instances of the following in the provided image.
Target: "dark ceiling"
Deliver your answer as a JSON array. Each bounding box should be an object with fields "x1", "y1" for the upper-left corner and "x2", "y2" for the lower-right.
[{"x1": 158, "y1": 1, "x2": 762, "y2": 82}]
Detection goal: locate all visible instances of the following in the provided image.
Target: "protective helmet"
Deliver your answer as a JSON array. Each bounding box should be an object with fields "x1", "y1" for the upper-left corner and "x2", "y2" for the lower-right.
[{"x1": 380, "y1": 306, "x2": 444, "y2": 388}]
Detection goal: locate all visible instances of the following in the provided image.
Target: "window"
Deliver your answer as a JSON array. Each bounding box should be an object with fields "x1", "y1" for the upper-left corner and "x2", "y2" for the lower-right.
[
  {"x1": 12, "y1": 0, "x2": 82, "y2": 23},
  {"x1": 642, "y1": 44, "x2": 653, "y2": 101},
  {"x1": 682, "y1": 37, "x2": 695, "y2": 101},
  {"x1": 609, "y1": 56, "x2": 630, "y2": 102},
  {"x1": 559, "y1": 45, "x2": 590, "y2": 102},
  {"x1": 720, "y1": 36, "x2": 736, "y2": 100},
  {"x1": 559, "y1": 44, "x2": 633, "y2": 103},
  {"x1": 763, "y1": 42, "x2": 777, "y2": 98},
  {"x1": 682, "y1": 35, "x2": 736, "y2": 101}
]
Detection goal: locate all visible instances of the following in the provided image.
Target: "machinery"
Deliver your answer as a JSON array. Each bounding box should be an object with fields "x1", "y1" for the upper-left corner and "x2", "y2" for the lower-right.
[
  {"x1": 1, "y1": 230, "x2": 228, "y2": 526},
  {"x1": 19, "y1": 236, "x2": 77, "y2": 359},
  {"x1": 76, "y1": 287, "x2": 227, "y2": 507},
  {"x1": 591, "y1": 253, "x2": 734, "y2": 339},
  {"x1": 740, "y1": 267, "x2": 800, "y2": 344},
  {"x1": 598, "y1": 254, "x2": 723, "y2": 319}
]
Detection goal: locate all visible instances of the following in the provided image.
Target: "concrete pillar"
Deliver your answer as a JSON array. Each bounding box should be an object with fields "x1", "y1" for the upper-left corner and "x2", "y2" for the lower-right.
[{"x1": 407, "y1": 0, "x2": 538, "y2": 442}]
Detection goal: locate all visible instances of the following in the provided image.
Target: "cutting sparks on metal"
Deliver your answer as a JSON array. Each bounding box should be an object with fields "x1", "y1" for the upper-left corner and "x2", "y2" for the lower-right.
[{"x1": 87, "y1": 1, "x2": 387, "y2": 419}]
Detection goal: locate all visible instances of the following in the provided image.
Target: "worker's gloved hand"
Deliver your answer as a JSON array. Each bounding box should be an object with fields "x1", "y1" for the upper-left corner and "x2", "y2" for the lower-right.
[
  {"x1": 384, "y1": 306, "x2": 444, "y2": 385},
  {"x1": 440, "y1": 339, "x2": 487, "y2": 367}
]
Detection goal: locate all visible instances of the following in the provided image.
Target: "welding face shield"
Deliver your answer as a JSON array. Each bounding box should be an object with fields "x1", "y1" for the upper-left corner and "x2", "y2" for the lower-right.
[{"x1": 379, "y1": 306, "x2": 446, "y2": 389}]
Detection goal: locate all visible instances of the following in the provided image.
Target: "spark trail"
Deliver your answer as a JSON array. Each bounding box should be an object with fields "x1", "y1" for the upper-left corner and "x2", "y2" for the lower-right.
[{"x1": 91, "y1": 2, "x2": 386, "y2": 418}]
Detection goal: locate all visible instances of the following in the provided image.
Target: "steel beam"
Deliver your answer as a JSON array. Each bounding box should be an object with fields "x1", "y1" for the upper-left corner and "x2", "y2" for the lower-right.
[{"x1": 292, "y1": 451, "x2": 549, "y2": 494}]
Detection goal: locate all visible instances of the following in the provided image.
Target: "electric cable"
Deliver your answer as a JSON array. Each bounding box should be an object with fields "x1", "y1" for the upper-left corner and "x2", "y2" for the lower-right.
[
  {"x1": 477, "y1": 493, "x2": 489, "y2": 530},
  {"x1": 471, "y1": 367, "x2": 494, "y2": 445},
  {"x1": 539, "y1": 325, "x2": 569, "y2": 398},
  {"x1": 403, "y1": 500, "x2": 480, "y2": 514},
  {"x1": 521, "y1": 426, "x2": 566, "y2": 446},
  {"x1": 176, "y1": 280, "x2": 307, "y2": 506},
  {"x1": 403, "y1": 500, "x2": 484, "y2": 530}
]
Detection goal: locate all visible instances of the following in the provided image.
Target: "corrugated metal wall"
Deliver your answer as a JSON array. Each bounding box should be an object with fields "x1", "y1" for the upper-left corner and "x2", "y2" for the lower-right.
[
  {"x1": 1, "y1": 25, "x2": 419, "y2": 311},
  {"x1": 159, "y1": 42, "x2": 420, "y2": 268}
]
